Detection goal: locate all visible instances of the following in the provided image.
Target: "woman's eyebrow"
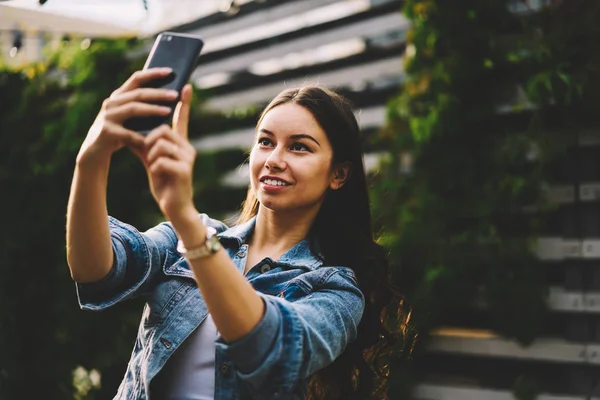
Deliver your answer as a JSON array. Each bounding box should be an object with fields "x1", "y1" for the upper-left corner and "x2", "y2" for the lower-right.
[{"x1": 259, "y1": 128, "x2": 321, "y2": 147}]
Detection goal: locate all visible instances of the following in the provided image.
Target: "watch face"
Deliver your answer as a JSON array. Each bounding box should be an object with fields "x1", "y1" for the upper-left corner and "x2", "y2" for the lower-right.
[
  {"x1": 208, "y1": 235, "x2": 222, "y2": 253},
  {"x1": 176, "y1": 226, "x2": 221, "y2": 259}
]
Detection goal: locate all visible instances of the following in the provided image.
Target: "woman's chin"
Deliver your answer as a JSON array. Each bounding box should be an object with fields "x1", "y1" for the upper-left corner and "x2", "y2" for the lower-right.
[
  {"x1": 258, "y1": 199, "x2": 284, "y2": 211},
  {"x1": 257, "y1": 197, "x2": 297, "y2": 213}
]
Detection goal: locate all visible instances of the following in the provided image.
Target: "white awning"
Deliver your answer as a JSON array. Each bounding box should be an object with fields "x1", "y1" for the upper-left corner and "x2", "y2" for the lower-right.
[
  {"x1": 0, "y1": 0, "x2": 223, "y2": 38},
  {"x1": 0, "y1": 1, "x2": 139, "y2": 37}
]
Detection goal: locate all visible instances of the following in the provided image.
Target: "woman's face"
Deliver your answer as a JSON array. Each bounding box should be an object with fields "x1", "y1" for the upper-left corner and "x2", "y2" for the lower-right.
[{"x1": 249, "y1": 103, "x2": 340, "y2": 216}]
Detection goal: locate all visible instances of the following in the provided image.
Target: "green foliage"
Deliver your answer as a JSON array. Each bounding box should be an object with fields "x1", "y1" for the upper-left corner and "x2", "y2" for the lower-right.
[
  {"x1": 0, "y1": 39, "x2": 147, "y2": 399},
  {"x1": 0, "y1": 38, "x2": 243, "y2": 398},
  {"x1": 371, "y1": 0, "x2": 600, "y2": 397}
]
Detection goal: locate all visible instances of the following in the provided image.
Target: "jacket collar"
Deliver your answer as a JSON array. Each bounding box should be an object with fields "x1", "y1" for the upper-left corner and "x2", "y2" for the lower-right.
[
  {"x1": 218, "y1": 217, "x2": 255, "y2": 245},
  {"x1": 218, "y1": 216, "x2": 324, "y2": 270}
]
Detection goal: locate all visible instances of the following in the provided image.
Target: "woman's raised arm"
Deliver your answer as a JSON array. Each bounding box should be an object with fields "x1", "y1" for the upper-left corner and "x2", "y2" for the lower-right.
[{"x1": 66, "y1": 68, "x2": 178, "y2": 283}]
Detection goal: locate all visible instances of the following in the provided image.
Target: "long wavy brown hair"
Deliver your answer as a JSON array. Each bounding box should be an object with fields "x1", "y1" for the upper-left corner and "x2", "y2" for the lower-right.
[{"x1": 236, "y1": 86, "x2": 412, "y2": 398}]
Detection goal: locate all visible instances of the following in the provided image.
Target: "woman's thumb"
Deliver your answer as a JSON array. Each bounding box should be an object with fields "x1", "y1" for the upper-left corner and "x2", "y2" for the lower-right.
[{"x1": 173, "y1": 84, "x2": 193, "y2": 138}]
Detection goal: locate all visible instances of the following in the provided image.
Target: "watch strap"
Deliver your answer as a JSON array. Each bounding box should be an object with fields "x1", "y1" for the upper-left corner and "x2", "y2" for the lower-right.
[{"x1": 177, "y1": 226, "x2": 222, "y2": 260}]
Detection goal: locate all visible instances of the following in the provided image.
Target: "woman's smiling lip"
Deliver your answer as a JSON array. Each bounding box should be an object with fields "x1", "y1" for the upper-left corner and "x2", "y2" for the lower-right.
[
  {"x1": 259, "y1": 175, "x2": 291, "y2": 185},
  {"x1": 259, "y1": 175, "x2": 291, "y2": 190}
]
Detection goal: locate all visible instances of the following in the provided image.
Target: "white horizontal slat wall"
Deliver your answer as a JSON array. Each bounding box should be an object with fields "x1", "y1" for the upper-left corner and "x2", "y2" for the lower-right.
[
  {"x1": 191, "y1": 11, "x2": 408, "y2": 77},
  {"x1": 202, "y1": 55, "x2": 404, "y2": 110},
  {"x1": 172, "y1": 0, "x2": 600, "y2": 398}
]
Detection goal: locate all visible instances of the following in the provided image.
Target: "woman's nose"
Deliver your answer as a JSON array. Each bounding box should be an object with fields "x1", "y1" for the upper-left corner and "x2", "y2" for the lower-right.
[{"x1": 265, "y1": 148, "x2": 287, "y2": 171}]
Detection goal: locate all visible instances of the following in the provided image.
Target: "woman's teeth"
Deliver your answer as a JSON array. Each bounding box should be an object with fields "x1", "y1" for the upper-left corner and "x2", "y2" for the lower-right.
[{"x1": 264, "y1": 179, "x2": 289, "y2": 186}]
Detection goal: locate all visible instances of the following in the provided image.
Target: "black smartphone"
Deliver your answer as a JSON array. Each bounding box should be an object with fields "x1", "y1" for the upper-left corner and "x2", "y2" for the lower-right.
[{"x1": 124, "y1": 32, "x2": 204, "y2": 134}]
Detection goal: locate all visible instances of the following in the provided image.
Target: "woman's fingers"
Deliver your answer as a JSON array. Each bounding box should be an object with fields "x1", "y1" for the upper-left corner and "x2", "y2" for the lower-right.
[
  {"x1": 147, "y1": 157, "x2": 184, "y2": 185},
  {"x1": 115, "y1": 68, "x2": 173, "y2": 94},
  {"x1": 103, "y1": 121, "x2": 146, "y2": 149},
  {"x1": 100, "y1": 70, "x2": 195, "y2": 170},
  {"x1": 105, "y1": 88, "x2": 179, "y2": 109},
  {"x1": 79, "y1": 69, "x2": 177, "y2": 161},
  {"x1": 145, "y1": 124, "x2": 175, "y2": 146},
  {"x1": 141, "y1": 121, "x2": 196, "y2": 220},
  {"x1": 145, "y1": 125, "x2": 178, "y2": 165},
  {"x1": 147, "y1": 137, "x2": 180, "y2": 165},
  {"x1": 173, "y1": 84, "x2": 193, "y2": 138},
  {"x1": 105, "y1": 102, "x2": 172, "y2": 123},
  {"x1": 145, "y1": 125, "x2": 195, "y2": 165}
]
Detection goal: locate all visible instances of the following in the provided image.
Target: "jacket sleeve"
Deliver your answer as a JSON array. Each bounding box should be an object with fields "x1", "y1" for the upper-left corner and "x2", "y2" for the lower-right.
[
  {"x1": 75, "y1": 214, "x2": 227, "y2": 311},
  {"x1": 215, "y1": 267, "x2": 365, "y2": 395}
]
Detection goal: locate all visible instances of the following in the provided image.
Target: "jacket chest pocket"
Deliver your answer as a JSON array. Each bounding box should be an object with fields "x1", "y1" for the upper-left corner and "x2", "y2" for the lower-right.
[
  {"x1": 258, "y1": 279, "x2": 312, "y2": 302},
  {"x1": 252, "y1": 268, "x2": 304, "y2": 298},
  {"x1": 256, "y1": 267, "x2": 339, "y2": 301},
  {"x1": 163, "y1": 250, "x2": 196, "y2": 280},
  {"x1": 281, "y1": 279, "x2": 313, "y2": 301}
]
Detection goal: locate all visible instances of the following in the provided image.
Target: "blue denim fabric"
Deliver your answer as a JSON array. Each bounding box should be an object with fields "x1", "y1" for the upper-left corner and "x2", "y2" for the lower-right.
[{"x1": 75, "y1": 214, "x2": 365, "y2": 400}]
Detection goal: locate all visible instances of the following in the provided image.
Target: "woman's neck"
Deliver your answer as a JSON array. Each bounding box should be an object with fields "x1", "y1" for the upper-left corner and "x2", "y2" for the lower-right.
[{"x1": 249, "y1": 207, "x2": 317, "y2": 256}]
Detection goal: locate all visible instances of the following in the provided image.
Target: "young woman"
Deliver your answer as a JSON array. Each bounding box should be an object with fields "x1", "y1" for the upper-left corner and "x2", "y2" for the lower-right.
[{"x1": 66, "y1": 68, "x2": 392, "y2": 399}]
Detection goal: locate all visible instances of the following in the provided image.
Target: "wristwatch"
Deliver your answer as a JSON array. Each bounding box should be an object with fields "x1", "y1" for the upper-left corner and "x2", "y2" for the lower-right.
[{"x1": 177, "y1": 226, "x2": 222, "y2": 260}]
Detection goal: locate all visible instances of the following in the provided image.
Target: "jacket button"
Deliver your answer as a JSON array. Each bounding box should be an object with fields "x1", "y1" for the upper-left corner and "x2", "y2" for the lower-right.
[
  {"x1": 220, "y1": 363, "x2": 230, "y2": 376},
  {"x1": 160, "y1": 338, "x2": 172, "y2": 349},
  {"x1": 236, "y1": 251, "x2": 246, "y2": 258},
  {"x1": 260, "y1": 264, "x2": 271, "y2": 273}
]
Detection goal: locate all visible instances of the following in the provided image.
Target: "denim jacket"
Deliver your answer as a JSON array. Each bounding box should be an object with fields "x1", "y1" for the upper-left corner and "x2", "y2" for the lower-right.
[{"x1": 75, "y1": 214, "x2": 365, "y2": 400}]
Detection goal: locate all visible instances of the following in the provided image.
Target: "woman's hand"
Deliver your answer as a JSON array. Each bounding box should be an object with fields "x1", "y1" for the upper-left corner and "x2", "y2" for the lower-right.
[
  {"x1": 143, "y1": 84, "x2": 197, "y2": 222},
  {"x1": 77, "y1": 68, "x2": 179, "y2": 167}
]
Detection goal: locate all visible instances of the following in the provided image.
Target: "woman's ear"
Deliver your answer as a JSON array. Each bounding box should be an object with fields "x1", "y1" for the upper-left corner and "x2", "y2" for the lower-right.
[{"x1": 330, "y1": 162, "x2": 352, "y2": 190}]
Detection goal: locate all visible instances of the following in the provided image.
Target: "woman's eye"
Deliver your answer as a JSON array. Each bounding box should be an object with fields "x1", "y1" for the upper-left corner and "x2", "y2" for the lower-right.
[
  {"x1": 258, "y1": 138, "x2": 273, "y2": 146},
  {"x1": 291, "y1": 142, "x2": 309, "y2": 152}
]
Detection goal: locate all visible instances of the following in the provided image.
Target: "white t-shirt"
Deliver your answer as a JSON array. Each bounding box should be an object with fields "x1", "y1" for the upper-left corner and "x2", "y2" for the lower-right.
[{"x1": 151, "y1": 315, "x2": 217, "y2": 399}]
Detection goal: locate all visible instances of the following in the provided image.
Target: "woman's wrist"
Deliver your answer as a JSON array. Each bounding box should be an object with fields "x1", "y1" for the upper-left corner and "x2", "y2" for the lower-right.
[
  {"x1": 76, "y1": 145, "x2": 112, "y2": 173},
  {"x1": 169, "y1": 205, "x2": 208, "y2": 247}
]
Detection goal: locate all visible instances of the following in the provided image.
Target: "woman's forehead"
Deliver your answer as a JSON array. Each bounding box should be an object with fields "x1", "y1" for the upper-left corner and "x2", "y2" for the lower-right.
[{"x1": 258, "y1": 103, "x2": 325, "y2": 137}]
